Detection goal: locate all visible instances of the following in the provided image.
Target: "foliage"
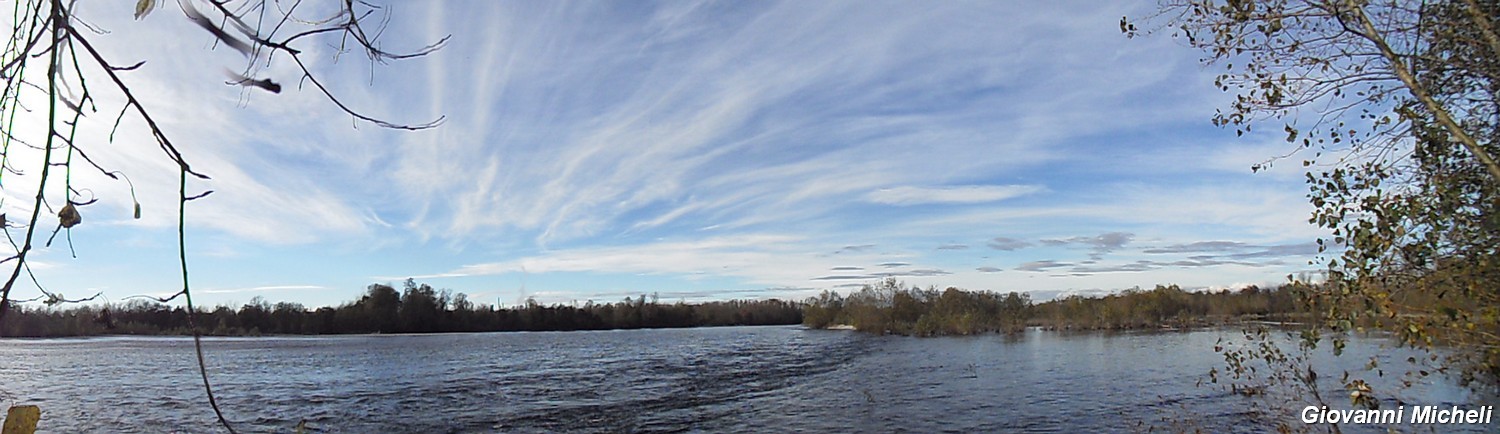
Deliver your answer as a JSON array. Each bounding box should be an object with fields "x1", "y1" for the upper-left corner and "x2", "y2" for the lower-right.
[
  {"x1": 1208, "y1": 326, "x2": 1343, "y2": 433},
  {"x1": 0, "y1": 279, "x2": 802, "y2": 337},
  {"x1": 805, "y1": 280, "x2": 1310, "y2": 336},
  {"x1": 1132, "y1": 0, "x2": 1500, "y2": 392},
  {"x1": 1032, "y1": 283, "x2": 1304, "y2": 330},
  {"x1": 804, "y1": 278, "x2": 1030, "y2": 336}
]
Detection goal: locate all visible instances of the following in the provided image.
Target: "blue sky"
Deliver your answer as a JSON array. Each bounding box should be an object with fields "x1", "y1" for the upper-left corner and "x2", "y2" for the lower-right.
[{"x1": 10, "y1": 1, "x2": 1328, "y2": 308}]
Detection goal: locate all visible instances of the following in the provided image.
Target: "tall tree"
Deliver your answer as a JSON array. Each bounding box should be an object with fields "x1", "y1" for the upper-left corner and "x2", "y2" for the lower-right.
[{"x1": 363, "y1": 283, "x2": 401, "y2": 334}]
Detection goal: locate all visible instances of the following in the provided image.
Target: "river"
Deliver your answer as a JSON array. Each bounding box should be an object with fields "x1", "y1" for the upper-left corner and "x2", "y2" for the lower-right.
[{"x1": 0, "y1": 326, "x2": 1492, "y2": 433}]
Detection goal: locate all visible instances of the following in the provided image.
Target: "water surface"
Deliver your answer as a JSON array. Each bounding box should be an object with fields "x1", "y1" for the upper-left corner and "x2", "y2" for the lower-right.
[{"x1": 0, "y1": 326, "x2": 1491, "y2": 433}]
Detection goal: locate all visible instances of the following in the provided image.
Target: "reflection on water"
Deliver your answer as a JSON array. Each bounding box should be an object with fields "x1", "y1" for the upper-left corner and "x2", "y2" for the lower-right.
[{"x1": 0, "y1": 326, "x2": 1491, "y2": 433}]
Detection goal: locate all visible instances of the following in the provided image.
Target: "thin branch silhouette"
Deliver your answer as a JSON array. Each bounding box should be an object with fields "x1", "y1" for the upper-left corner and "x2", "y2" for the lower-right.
[{"x1": 0, "y1": 1, "x2": 447, "y2": 432}]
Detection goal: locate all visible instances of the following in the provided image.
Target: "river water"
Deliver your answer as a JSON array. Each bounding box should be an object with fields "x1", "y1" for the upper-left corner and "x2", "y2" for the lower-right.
[{"x1": 0, "y1": 326, "x2": 1493, "y2": 433}]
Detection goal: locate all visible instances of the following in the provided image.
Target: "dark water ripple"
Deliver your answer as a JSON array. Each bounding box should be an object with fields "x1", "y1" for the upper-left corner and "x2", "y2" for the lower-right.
[{"x1": 0, "y1": 326, "x2": 1492, "y2": 433}]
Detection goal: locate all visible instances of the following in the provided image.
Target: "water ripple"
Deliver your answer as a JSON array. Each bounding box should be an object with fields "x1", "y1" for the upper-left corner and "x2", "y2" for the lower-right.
[{"x1": 0, "y1": 327, "x2": 1490, "y2": 433}]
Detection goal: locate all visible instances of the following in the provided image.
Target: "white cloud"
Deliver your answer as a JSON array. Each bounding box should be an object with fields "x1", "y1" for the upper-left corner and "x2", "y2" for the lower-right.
[
  {"x1": 199, "y1": 285, "x2": 327, "y2": 295},
  {"x1": 448, "y1": 234, "x2": 815, "y2": 284},
  {"x1": 378, "y1": 1, "x2": 1152, "y2": 247},
  {"x1": 17, "y1": 1, "x2": 1344, "y2": 306},
  {"x1": 865, "y1": 185, "x2": 1044, "y2": 206}
]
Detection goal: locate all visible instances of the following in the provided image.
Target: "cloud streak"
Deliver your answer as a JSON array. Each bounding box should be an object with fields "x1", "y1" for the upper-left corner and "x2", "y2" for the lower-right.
[
  {"x1": 200, "y1": 285, "x2": 328, "y2": 295},
  {"x1": 25, "y1": 1, "x2": 1335, "y2": 308},
  {"x1": 1042, "y1": 232, "x2": 1136, "y2": 260},
  {"x1": 987, "y1": 237, "x2": 1034, "y2": 251},
  {"x1": 865, "y1": 185, "x2": 1043, "y2": 206}
]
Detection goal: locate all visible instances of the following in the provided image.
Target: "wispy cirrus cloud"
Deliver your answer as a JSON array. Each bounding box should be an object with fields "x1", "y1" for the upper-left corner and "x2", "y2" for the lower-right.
[
  {"x1": 200, "y1": 285, "x2": 328, "y2": 295},
  {"x1": 865, "y1": 185, "x2": 1043, "y2": 206},
  {"x1": 1142, "y1": 240, "x2": 1318, "y2": 260},
  {"x1": 429, "y1": 234, "x2": 899, "y2": 291},
  {"x1": 25, "y1": 1, "x2": 1337, "y2": 308},
  {"x1": 812, "y1": 268, "x2": 952, "y2": 281},
  {"x1": 1141, "y1": 241, "x2": 1252, "y2": 254},
  {"x1": 381, "y1": 1, "x2": 1184, "y2": 248}
]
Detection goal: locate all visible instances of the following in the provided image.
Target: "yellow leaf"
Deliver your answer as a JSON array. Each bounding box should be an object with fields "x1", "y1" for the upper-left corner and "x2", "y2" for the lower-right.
[
  {"x1": 3, "y1": 405, "x2": 40, "y2": 434},
  {"x1": 134, "y1": 0, "x2": 156, "y2": 20}
]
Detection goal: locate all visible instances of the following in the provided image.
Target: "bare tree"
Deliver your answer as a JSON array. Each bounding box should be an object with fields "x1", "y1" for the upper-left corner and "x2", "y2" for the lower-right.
[{"x1": 0, "y1": 1, "x2": 445, "y2": 431}]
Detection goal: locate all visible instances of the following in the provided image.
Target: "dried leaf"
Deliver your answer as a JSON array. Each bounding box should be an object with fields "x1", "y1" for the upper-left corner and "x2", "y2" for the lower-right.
[
  {"x1": 183, "y1": 3, "x2": 252, "y2": 55},
  {"x1": 134, "y1": 0, "x2": 156, "y2": 20},
  {"x1": 59, "y1": 203, "x2": 81, "y2": 229},
  {"x1": 3, "y1": 405, "x2": 40, "y2": 434},
  {"x1": 226, "y1": 70, "x2": 282, "y2": 93}
]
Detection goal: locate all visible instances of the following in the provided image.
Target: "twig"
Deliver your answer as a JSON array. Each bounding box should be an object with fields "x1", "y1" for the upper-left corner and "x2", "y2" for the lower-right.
[
  {"x1": 179, "y1": 167, "x2": 236, "y2": 433},
  {"x1": 0, "y1": 0, "x2": 64, "y2": 325}
]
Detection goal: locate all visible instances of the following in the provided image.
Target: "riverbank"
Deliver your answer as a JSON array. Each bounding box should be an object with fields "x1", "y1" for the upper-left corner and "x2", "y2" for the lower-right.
[
  {"x1": 1, "y1": 283, "x2": 801, "y2": 338},
  {"x1": 802, "y1": 280, "x2": 1307, "y2": 336}
]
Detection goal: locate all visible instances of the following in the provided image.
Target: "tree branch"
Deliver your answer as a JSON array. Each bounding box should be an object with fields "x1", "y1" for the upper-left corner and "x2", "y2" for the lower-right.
[{"x1": 1343, "y1": 0, "x2": 1500, "y2": 184}]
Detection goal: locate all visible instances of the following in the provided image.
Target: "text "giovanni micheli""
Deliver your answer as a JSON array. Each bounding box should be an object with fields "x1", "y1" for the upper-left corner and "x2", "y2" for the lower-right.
[{"x1": 1302, "y1": 405, "x2": 1493, "y2": 425}]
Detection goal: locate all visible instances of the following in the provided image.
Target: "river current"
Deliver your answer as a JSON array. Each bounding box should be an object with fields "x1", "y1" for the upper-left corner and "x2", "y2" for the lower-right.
[{"x1": 0, "y1": 326, "x2": 1492, "y2": 433}]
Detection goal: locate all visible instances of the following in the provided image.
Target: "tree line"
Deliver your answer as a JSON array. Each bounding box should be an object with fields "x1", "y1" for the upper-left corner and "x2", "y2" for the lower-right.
[
  {"x1": 803, "y1": 278, "x2": 1309, "y2": 335},
  {"x1": 1030, "y1": 283, "x2": 1304, "y2": 330},
  {"x1": 0, "y1": 277, "x2": 1339, "y2": 339},
  {"x1": 802, "y1": 278, "x2": 1031, "y2": 335},
  {"x1": 0, "y1": 279, "x2": 801, "y2": 337}
]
